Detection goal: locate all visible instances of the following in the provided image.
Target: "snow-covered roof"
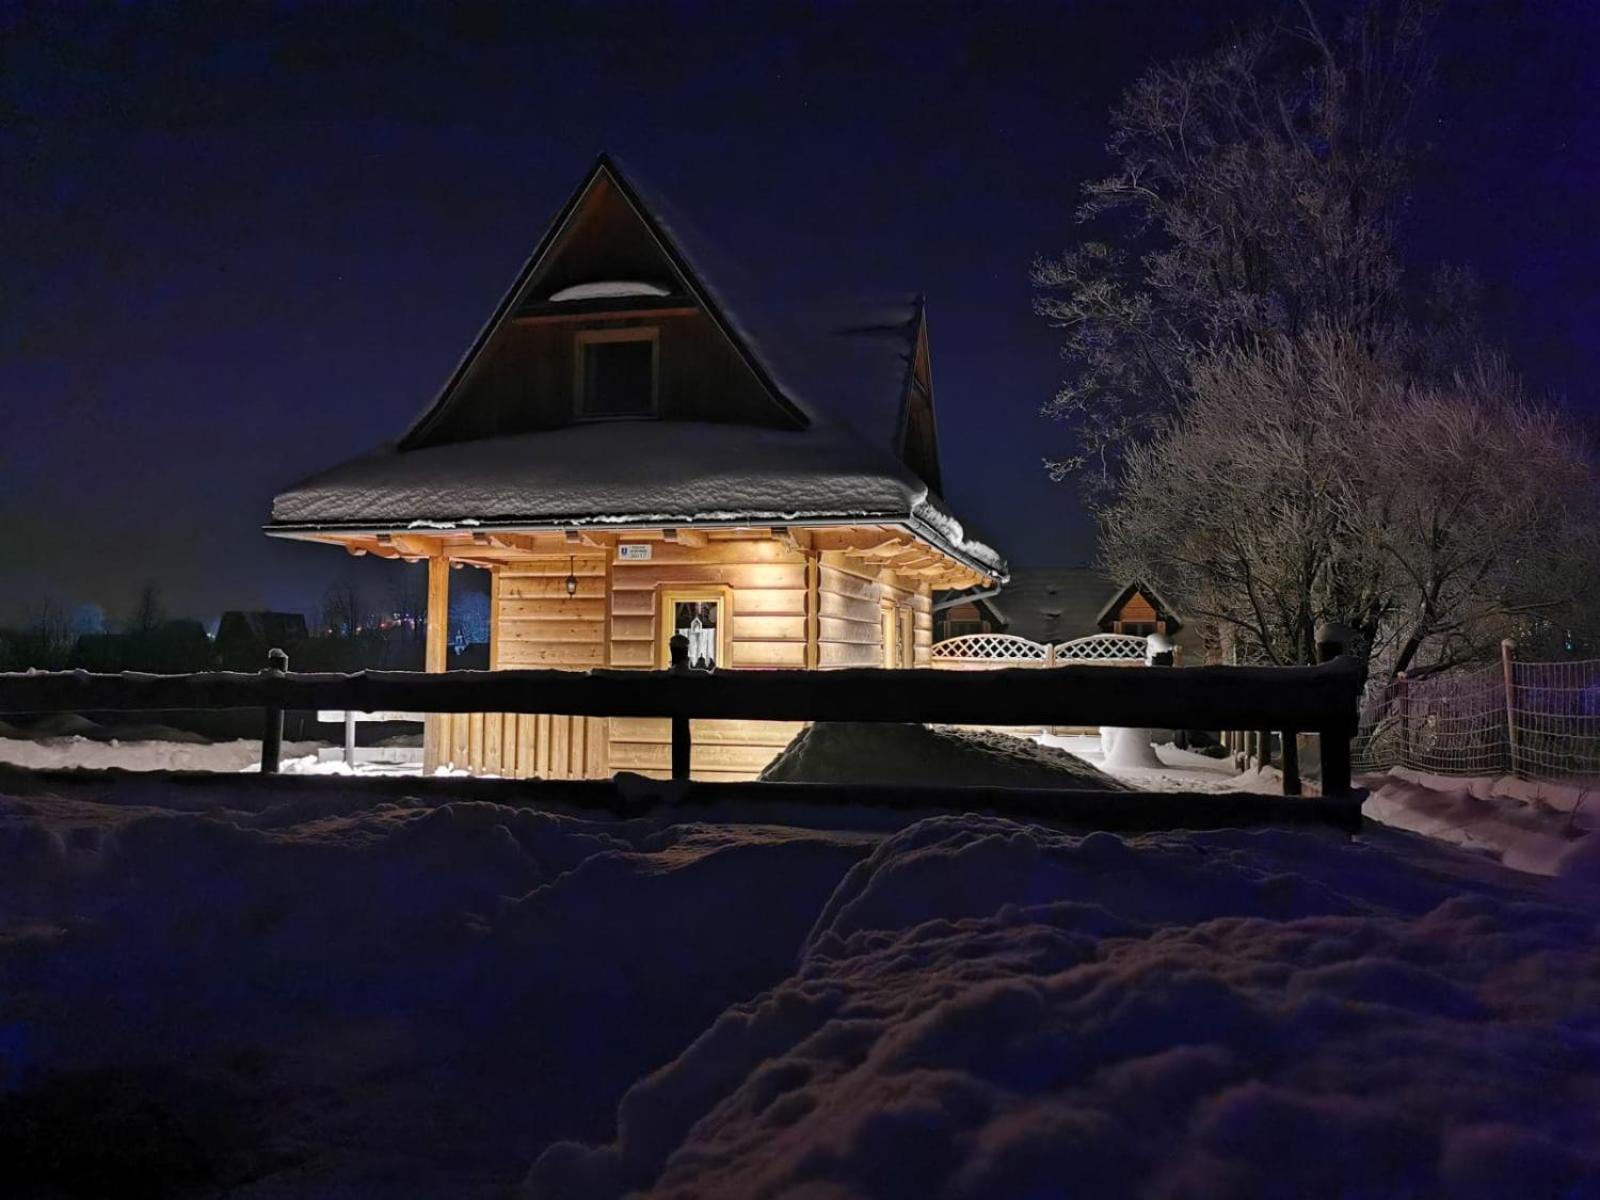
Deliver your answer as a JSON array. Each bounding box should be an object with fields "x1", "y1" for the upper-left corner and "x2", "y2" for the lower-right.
[
  {"x1": 989, "y1": 569, "x2": 1185, "y2": 640},
  {"x1": 991, "y1": 568, "x2": 1119, "y2": 642},
  {"x1": 597, "y1": 165, "x2": 926, "y2": 459},
  {"x1": 269, "y1": 420, "x2": 1006, "y2": 577}
]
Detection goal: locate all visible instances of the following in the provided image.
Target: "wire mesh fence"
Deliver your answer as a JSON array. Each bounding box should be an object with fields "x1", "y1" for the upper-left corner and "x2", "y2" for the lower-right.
[{"x1": 1353, "y1": 647, "x2": 1600, "y2": 783}]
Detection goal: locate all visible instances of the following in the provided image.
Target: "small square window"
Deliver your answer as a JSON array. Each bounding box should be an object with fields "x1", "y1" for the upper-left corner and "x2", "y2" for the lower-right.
[
  {"x1": 576, "y1": 329, "x2": 657, "y2": 419},
  {"x1": 660, "y1": 587, "x2": 730, "y2": 671}
]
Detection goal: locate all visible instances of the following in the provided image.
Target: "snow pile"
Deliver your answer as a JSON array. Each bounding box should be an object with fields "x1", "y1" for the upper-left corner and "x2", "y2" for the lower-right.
[
  {"x1": 1040, "y1": 731, "x2": 1265, "y2": 795},
  {"x1": 1363, "y1": 769, "x2": 1596, "y2": 878},
  {"x1": 1098, "y1": 725, "x2": 1165, "y2": 769},
  {"x1": 759, "y1": 723, "x2": 1128, "y2": 790},
  {"x1": 528, "y1": 814, "x2": 1600, "y2": 1199}
]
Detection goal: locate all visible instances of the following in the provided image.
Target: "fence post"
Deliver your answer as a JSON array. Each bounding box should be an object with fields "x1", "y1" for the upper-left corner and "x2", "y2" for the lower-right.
[
  {"x1": 1501, "y1": 639, "x2": 1518, "y2": 778},
  {"x1": 1282, "y1": 732, "x2": 1301, "y2": 796},
  {"x1": 1316, "y1": 622, "x2": 1353, "y2": 799},
  {"x1": 344, "y1": 710, "x2": 357, "y2": 768},
  {"x1": 1396, "y1": 671, "x2": 1410, "y2": 769},
  {"x1": 261, "y1": 647, "x2": 288, "y2": 774},
  {"x1": 669, "y1": 634, "x2": 691, "y2": 781}
]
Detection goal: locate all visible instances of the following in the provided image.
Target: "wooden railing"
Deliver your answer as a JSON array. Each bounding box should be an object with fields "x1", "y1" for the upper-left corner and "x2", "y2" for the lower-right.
[{"x1": 0, "y1": 644, "x2": 1364, "y2": 800}]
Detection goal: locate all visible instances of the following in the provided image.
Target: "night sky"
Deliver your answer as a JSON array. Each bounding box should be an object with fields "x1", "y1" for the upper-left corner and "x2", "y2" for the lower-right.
[{"x1": 4, "y1": 0, "x2": 1597, "y2": 625}]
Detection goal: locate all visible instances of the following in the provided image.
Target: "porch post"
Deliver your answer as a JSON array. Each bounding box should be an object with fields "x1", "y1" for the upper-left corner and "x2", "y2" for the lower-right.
[
  {"x1": 669, "y1": 634, "x2": 691, "y2": 781},
  {"x1": 1316, "y1": 622, "x2": 1354, "y2": 799},
  {"x1": 1281, "y1": 732, "x2": 1301, "y2": 795},
  {"x1": 422, "y1": 553, "x2": 450, "y2": 774}
]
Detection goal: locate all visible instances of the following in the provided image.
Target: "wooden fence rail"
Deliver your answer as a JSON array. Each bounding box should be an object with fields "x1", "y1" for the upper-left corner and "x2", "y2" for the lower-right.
[{"x1": 0, "y1": 650, "x2": 1363, "y2": 797}]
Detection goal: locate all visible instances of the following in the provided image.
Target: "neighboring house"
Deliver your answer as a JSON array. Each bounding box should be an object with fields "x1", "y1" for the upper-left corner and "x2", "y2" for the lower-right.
[
  {"x1": 215, "y1": 611, "x2": 310, "y2": 671},
  {"x1": 268, "y1": 155, "x2": 1005, "y2": 779},
  {"x1": 936, "y1": 568, "x2": 1187, "y2": 649}
]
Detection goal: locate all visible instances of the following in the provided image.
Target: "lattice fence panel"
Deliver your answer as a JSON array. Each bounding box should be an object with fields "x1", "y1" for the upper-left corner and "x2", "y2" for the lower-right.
[
  {"x1": 930, "y1": 634, "x2": 1049, "y2": 668},
  {"x1": 1055, "y1": 634, "x2": 1149, "y2": 663}
]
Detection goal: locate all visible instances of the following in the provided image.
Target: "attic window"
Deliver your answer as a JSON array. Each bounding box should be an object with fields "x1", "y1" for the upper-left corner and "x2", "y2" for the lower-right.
[
  {"x1": 549, "y1": 280, "x2": 672, "y2": 303},
  {"x1": 575, "y1": 328, "x2": 658, "y2": 419}
]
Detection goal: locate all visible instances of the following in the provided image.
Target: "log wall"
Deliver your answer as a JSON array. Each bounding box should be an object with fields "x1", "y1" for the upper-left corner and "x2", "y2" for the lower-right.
[
  {"x1": 607, "y1": 537, "x2": 807, "y2": 780},
  {"x1": 433, "y1": 535, "x2": 935, "y2": 782},
  {"x1": 817, "y1": 552, "x2": 931, "y2": 669},
  {"x1": 434, "y1": 556, "x2": 609, "y2": 779}
]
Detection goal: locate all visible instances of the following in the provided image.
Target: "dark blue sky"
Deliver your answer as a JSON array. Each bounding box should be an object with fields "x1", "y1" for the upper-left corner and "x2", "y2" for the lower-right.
[{"x1": 3, "y1": 0, "x2": 1596, "y2": 623}]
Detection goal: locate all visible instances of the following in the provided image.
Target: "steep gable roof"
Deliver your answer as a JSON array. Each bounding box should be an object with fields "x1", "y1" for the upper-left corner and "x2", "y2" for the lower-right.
[
  {"x1": 1095, "y1": 580, "x2": 1185, "y2": 632},
  {"x1": 402, "y1": 154, "x2": 810, "y2": 448}
]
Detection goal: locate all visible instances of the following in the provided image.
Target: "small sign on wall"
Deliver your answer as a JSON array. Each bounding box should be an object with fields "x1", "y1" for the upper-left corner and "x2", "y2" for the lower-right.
[{"x1": 618, "y1": 544, "x2": 652, "y2": 561}]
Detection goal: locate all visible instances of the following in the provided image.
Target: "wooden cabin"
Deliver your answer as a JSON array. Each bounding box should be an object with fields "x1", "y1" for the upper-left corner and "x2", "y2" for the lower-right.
[{"x1": 268, "y1": 155, "x2": 1006, "y2": 780}]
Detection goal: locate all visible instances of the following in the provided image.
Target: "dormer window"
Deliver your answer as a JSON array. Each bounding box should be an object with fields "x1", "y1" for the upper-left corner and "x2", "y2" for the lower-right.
[{"x1": 575, "y1": 327, "x2": 658, "y2": 419}]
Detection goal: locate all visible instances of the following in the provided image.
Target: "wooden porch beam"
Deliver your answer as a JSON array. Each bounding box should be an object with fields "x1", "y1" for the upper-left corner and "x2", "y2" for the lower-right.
[
  {"x1": 807, "y1": 530, "x2": 908, "y2": 554},
  {"x1": 391, "y1": 533, "x2": 445, "y2": 559},
  {"x1": 486, "y1": 533, "x2": 547, "y2": 554}
]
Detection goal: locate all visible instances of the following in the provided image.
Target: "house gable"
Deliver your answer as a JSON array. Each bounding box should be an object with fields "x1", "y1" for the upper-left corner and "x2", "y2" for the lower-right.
[
  {"x1": 1096, "y1": 581, "x2": 1184, "y2": 635},
  {"x1": 401, "y1": 158, "x2": 807, "y2": 450}
]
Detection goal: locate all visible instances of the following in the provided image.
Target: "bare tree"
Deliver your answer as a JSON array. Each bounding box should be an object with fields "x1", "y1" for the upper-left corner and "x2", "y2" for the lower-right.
[
  {"x1": 1101, "y1": 331, "x2": 1598, "y2": 677},
  {"x1": 1032, "y1": 0, "x2": 1435, "y2": 486},
  {"x1": 386, "y1": 569, "x2": 424, "y2": 644},
  {"x1": 29, "y1": 598, "x2": 73, "y2": 668},
  {"x1": 321, "y1": 574, "x2": 371, "y2": 639},
  {"x1": 127, "y1": 583, "x2": 165, "y2": 638}
]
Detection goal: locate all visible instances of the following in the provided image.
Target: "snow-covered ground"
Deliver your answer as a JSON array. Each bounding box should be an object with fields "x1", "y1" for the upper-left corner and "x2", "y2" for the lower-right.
[
  {"x1": 2, "y1": 772, "x2": 1597, "y2": 1197},
  {"x1": 762, "y1": 723, "x2": 1128, "y2": 789},
  {"x1": 1040, "y1": 731, "x2": 1271, "y2": 794},
  {"x1": 1042, "y1": 732, "x2": 1599, "y2": 878},
  {"x1": 6, "y1": 724, "x2": 1593, "y2": 877},
  {"x1": 0, "y1": 732, "x2": 323, "y2": 774},
  {"x1": 1360, "y1": 768, "x2": 1596, "y2": 878}
]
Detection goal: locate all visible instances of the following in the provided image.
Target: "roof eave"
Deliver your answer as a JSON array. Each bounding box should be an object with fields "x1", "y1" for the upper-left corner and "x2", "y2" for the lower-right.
[{"x1": 265, "y1": 510, "x2": 1004, "y2": 582}]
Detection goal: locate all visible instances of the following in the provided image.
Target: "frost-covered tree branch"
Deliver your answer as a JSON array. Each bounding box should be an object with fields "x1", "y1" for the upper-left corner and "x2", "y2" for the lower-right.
[
  {"x1": 1032, "y1": 0, "x2": 1433, "y2": 489},
  {"x1": 1100, "y1": 330, "x2": 1599, "y2": 675}
]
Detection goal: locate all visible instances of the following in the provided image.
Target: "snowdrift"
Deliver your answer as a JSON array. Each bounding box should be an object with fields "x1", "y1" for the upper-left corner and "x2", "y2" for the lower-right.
[
  {"x1": 0, "y1": 781, "x2": 872, "y2": 1197},
  {"x1": 760, "y1": 722, "x2": 1129, "y2": 790},
  {"x1": 3, "y1": 777, "x2": 1597, "y2": 1198},
  {"x1": 529, "y1": 815, "x2": 1600, "y2": 1199},
  {"x1": 1363, "y1": 769, "x2": 1598, "y2": 878}
]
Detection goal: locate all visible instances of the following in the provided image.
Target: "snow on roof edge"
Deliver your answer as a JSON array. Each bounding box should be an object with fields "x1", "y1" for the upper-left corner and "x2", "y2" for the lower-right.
[{"x1": 266, "y1": 503, "x2": 1006, "y2": 581}]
